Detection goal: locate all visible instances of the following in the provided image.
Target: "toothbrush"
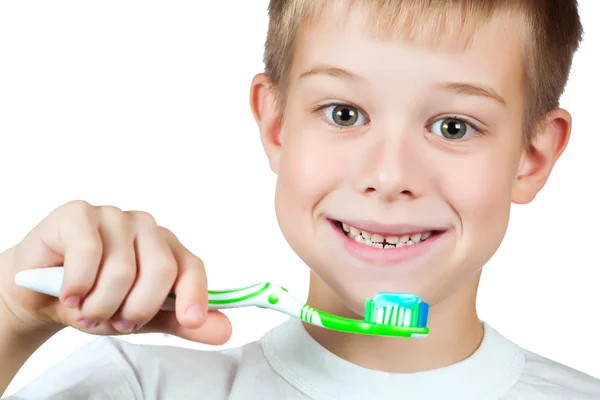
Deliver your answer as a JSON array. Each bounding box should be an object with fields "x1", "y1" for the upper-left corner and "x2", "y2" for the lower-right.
[{"x1": 14, "y1": 267, "x2": 429, "y2": 338}]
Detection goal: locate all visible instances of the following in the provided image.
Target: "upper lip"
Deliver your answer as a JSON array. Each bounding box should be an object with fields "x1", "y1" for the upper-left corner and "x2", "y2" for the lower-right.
[{"x1": 334, "y1": 219, "x2": 447, "y2": 236}]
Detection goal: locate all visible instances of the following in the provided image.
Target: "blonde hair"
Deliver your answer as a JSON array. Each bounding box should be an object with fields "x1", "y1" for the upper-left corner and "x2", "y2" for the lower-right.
[{"x1": 263, "y1": 0, "x2": 583, "y2": 148}]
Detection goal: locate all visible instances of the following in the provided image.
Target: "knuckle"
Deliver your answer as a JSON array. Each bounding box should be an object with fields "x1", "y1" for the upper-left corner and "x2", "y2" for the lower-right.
[
  {"x1": 100, "y1": 206, "x2": 132, "y2": 232},
  {"x1": 158, "y1": 226, "x2": 177, "y2": 241},
  {"x1": 154, "y1": 257, "x2": 178, "y2": 279},
  {"x1": 63, "y1": 199, "x2": 94, "y2": 217},
  {"x1": 188, "y1": 254, "x2": 205, "y2": 271},
  {"x1": 71, "y1": 236, "x2": 103, "y2": 263},
  {"x1": 129, "y1": 210, "x2": 157, "y2": 226},
  {"x1": 78, "y1": 235, "x2": 103, "y2": 253},
  {"x1": 99, "y1": 205, "x2": 125, "y2": 221},
  {"x1": 110, "y1": 264, "x2": 137, "y2": 286}
]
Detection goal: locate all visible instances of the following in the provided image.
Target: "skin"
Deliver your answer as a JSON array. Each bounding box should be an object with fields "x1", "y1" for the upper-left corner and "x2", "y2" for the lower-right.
[
  {"x1": 0, "y1": 3, "x2": 573, "y2": 396},
  {"x1": 0, "y1": 202, "x2": 232, "y2": 395},
  {"x1": 250, "y1": 5, "x2": 571, "y2": 373}
]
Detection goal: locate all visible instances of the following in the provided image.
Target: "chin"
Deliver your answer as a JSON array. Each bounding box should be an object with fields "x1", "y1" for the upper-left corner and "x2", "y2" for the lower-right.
[{"x1": 316, "y1": 259, "x2": 469, "y2": 313}]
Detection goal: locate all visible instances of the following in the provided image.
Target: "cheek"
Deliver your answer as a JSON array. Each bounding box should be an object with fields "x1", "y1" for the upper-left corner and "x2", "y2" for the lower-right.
[
  {"x1": 443, "y1": 148, "x2": 517, "y2": 253},
  {"x1": 273, "y1": 124, "x2": 349, "y2": 268},
  {"x1": 276, "y1": 127, "x2": 346, "y2": 213}
]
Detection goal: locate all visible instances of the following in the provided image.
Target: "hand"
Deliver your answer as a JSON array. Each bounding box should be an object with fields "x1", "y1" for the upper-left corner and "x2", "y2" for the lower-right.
[{"x1": 0, "y1": 200, "x2": 232, "y2": 345}]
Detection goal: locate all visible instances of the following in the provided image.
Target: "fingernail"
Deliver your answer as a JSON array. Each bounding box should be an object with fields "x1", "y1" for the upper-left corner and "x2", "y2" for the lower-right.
[
  {"x1": 64, "y1": 296, "x2": 81, "y2": 308},
  {"x1": 115, "y1": 320, "x2": 136, "y2": 334},
  {"x1": 185, "y1": 304, "x2": 205, "y2": 323},
  {"x1": 79, "y1": 319, "x2": 99, "y2": 329}
]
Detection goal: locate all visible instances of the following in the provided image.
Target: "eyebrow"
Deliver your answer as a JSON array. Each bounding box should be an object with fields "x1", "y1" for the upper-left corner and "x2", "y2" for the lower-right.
[
  {"x1": 299, "y1": 64, "x2": 507, "y2": 106},
  {"x1": 440, "y1": 82, "x2": 506, "y2": 106},
  {"x1": 299, "y1": 65, "x2": 365, "y2": 82}
]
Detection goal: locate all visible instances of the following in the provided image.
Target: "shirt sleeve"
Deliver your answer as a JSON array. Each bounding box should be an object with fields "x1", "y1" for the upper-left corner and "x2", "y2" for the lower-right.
[{"x1": 4, "y1": 336, "x2": 142, "y2": 400}]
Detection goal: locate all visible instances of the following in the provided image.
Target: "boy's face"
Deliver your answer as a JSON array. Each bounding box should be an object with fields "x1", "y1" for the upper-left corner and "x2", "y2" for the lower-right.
[{"x1": 253, "y1": 5, "x2": 567, "y2": 316}]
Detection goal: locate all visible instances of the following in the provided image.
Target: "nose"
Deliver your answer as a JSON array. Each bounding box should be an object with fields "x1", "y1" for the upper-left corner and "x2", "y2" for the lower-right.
[{"x1": 356, "y1": 131, "x2": 425, "y2": 202}]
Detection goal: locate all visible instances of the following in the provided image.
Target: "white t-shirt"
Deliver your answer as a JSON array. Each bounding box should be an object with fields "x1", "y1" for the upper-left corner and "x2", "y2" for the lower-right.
[{"x1": 7, "y1": 318, "x2": 600, "y2": 399}]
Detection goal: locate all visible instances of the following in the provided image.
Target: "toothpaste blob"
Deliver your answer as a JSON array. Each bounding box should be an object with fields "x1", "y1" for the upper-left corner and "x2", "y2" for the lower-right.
[{"x1": 364, "y1": 292, "x2": 429, "y2": 328}]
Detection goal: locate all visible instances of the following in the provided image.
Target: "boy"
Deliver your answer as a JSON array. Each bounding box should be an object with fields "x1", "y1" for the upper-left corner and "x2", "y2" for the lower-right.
[{"x1": 1, "y1": 0, "x2": 599, "y2": 398}]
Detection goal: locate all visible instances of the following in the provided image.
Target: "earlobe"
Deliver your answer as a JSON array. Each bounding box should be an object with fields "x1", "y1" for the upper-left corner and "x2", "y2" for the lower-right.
[
  {"x1": 249, "y1": 73, "x2": 283, "y2": 174},
  {"x1": 512, "y1": 109, "x2": 572, "y2": 204}
]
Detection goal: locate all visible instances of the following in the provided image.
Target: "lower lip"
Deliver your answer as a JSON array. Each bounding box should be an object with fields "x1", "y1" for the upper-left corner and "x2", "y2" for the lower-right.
[{"x1": 328, "y1": 220, "x2": 445, "y2": 265}]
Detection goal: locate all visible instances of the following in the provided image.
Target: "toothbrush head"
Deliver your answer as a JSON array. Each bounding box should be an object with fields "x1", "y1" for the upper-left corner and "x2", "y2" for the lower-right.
[
  {"x1": 364, "y1": 292, "x2": 429, "y2": 329},
  {"x1": 307, "y1": 292, "x2": 430, "y2": 338}
]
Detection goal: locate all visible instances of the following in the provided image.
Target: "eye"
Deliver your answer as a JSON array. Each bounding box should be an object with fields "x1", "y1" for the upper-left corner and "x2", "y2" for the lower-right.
[
  {"x1": 429, "y1": 117, "x2": 478, "y2": 139},
  {"x1": 322, "y1": 104, "x2": 367, "y2": 127}
]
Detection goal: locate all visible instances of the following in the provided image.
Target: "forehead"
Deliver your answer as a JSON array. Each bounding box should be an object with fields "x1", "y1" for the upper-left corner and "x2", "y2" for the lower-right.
[
  {"x1": 296, "y1": 0, "x2": 501, "y2": 50},
  {"x1": 289, "y1": 2, "x2": 526, "y2": 104}
]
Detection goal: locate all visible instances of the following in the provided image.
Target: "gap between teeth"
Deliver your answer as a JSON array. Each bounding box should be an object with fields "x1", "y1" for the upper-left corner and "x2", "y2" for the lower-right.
[{"x1": 341, "y1": 223, "x2": 432, "y2": 249}]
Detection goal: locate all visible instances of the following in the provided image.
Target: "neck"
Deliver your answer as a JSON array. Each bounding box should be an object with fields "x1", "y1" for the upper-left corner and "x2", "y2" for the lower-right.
[{"x1": 302, "y1": 273, "x2": 484, "y2": 373}]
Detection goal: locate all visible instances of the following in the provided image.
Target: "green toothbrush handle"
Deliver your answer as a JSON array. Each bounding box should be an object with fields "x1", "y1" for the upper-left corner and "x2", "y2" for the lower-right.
[
  {"x1": 13, "y1": 267, "x2": 303, "y2": 317},
  {"x1": 163, "y1": 282, "x2": 310, "y2": 318}
]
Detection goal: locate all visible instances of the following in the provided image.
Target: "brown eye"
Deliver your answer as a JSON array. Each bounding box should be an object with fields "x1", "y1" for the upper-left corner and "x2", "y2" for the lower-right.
[
  {"x1": 430, "y1": 117, "x2": 475, "y2": 139},
  {"x1": 323, "y1": 104, "x2": 366, "y2": 127},
  {"x1": 441, "y1": 118, "x2": 467, "y2": 138}
]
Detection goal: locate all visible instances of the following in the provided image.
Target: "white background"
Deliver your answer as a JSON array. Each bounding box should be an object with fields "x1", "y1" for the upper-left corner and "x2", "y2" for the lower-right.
[{"x1": 1, "y1": 1, "x2": 598, "y2": 396}]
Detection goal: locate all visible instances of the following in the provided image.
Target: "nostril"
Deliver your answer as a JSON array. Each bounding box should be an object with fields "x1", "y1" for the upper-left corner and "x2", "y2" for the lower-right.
[{"x1": 363, "y1": 187, "x2": 413, "y2": 197}]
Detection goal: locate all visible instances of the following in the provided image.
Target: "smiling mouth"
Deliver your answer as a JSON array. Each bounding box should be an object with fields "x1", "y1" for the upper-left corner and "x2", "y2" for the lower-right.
[{"x1": 332, "y1": 220, "x2": 443, "y2": 249}]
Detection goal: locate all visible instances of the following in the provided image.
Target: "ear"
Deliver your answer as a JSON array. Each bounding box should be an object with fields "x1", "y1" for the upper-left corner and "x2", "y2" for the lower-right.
[
  {"x1": 249, "y1": 73, "x2": 283, "y2": 174},
  {"x1": 512, "y1": 108, "x2": 572, "y2": 204}
]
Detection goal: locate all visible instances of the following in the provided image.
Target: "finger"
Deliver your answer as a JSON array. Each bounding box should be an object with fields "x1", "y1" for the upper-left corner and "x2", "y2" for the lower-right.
[
  {"x1": 161, "y1": 228, "x2": 209, "y2": 329},
  {"x1": 111, "y1": 213, "x2": 177, "y2": 334},
  {"x1": 140, "y1": 310, "x2": 232, "y2": 345},
  {"x1": 77, "y1": 206, "x2": 137, "y2": 325},
  {"x1": 36, "y1": 200, "x2": 103, "y2": 309}
]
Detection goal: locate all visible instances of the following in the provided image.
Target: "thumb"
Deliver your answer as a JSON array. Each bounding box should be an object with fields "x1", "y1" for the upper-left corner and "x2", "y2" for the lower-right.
[{"x1": 139, "y1": 310, "x2": 232, "y2": 345}]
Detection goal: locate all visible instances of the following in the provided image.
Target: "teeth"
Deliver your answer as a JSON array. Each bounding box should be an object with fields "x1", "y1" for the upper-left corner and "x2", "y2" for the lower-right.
[
  {"x1": 370, "y1": 234, "x2": 384, "y2": 243},
  {"x1": 386, "y1": 236, "x2": 399, "y2": 244},
  {"x1": 398, "y1": 235, "x2": 411, "y2": 243},
  {"x1": 410, "y1": 233, "x2": 422, "y2": 242},
  {"x1": 341, "y1": 222, "x2": 434, "y2": 249}
]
